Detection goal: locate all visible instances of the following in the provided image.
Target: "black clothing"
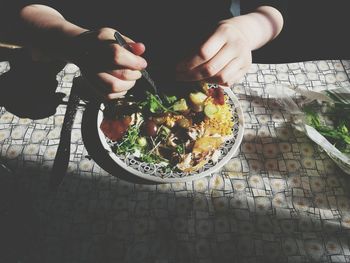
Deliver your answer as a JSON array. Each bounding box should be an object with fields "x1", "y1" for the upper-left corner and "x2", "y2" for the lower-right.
[
  {"x1": 241, "y1": 0, "x2": 287, "y2": 17},
  {"x1": 3, "y1": 0, "x2": 289, "y2": 64},
  {"x1": 250, "y1": 0, "x2": 350, "y2": 62},
  {"x1": 3, "y1": 0, "x2": 234, "y2": 83},
  {"x1": 2, "y1": 0, "x2": 349, "y2": 65},
  {"x1": 5, "y1": 1, "x2": 231, "y2": 67}
]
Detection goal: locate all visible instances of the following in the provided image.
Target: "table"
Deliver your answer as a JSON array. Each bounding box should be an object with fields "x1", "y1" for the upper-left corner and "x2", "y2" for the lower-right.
[{"x1": 1, "y1": 60, "x2": 350, "y2": 263}]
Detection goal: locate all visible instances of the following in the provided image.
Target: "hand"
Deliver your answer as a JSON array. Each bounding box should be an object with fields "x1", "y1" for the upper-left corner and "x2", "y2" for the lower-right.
[
  {"x1": 73, "y1": 27, "x2": 147, "y2": 100},
  {"x1": 176, "y1": 20, "x2": 252, "y2": 86}
]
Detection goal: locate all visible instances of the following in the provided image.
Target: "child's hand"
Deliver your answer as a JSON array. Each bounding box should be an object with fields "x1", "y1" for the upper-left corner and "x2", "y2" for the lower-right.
[
  {"x1": 176, "y1": 20, "x2": 252, "y2": 87},
  {"x1": 74, "y1": 28, "x2": 147, "y2": 100}
]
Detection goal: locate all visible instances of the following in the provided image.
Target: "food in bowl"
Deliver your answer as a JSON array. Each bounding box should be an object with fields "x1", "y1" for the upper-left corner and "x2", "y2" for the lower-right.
[{"x1": 100, "y1": 83, "x2": 235, "y2": 173}]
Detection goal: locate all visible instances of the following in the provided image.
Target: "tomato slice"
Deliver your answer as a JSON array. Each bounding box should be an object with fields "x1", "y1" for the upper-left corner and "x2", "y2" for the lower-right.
[
  {"x1": 100, "y1": 118, "x2": 127, "y2": 141},
  {"x1": 208, "y1": 87, "x2": 225, "y2": 105}
]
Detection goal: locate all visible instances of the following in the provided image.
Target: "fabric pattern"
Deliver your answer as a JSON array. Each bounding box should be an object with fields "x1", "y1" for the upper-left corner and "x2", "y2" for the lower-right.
[{"x1": 1, "y1": 60, "x2": 350, "y2": 263}]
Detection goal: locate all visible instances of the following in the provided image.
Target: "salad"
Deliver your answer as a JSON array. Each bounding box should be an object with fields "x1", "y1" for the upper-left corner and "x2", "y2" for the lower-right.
[
  {"x1": 304, "y1": 102, "x2": 350, "y2": 154},
  {"x1": 100, "y1": 83, "x2": 235, "y2": 173}
]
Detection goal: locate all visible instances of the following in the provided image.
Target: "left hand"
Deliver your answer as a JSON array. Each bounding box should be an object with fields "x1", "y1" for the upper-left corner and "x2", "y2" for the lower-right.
[{"x1": 176, "y1": 20, "x2": 252, "y2": 86}]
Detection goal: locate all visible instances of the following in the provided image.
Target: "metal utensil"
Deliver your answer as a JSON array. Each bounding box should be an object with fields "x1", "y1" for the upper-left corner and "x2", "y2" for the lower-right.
[
  {"x1": 113, "y1": 31, "x2": 159, "y2": 95},
  {"x1": 49, "y1": 77, "x2": 81, "y2": 191}
]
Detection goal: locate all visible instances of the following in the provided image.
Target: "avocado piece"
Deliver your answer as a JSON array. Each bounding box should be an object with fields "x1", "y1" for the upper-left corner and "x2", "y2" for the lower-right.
[
  {"x1": 204, "y1": 104, "x2": 218, "y2": 118},
  {"x1": 173, "y1": 98, "x2": 189, "y2": 112},
  {"x1": 189, "y1": 92, "x2": 207, "y2": 112}
]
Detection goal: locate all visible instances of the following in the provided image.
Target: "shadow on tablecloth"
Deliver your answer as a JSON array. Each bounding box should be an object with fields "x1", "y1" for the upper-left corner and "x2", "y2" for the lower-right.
[{"x1": 81, "y1": 100, "x2": 155, "y2": 185}]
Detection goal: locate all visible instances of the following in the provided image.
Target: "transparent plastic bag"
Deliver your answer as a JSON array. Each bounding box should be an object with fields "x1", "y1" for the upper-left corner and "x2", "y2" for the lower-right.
[{"x1": 273, "y1": 84, "x2": 350, "y2": 174}]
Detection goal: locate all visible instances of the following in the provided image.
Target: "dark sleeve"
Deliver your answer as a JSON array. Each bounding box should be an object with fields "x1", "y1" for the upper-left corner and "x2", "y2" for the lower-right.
[
  {"x1": 1, "y1": 0, "x2": 64, "y2": 22},
  {"x1": 241, "y1": 0, "x2": 287, "y2": 18},
  {"x1": 241, "y1": 0, "x2": 288, "y2": 64},
  {"x1": 2, "y1": 0, "x2": 58, "y2": 17},
  {"x1": 0, "y1": 1, "x2": 63, "y2": 42},
  {"x1": 8, "y1": 0, "x2": 60, "y2": 10}
]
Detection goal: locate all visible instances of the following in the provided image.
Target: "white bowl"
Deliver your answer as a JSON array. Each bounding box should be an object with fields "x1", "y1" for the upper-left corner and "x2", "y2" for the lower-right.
[{"x1": 97, "y1": 86, "x2": 244, "y2": 183}]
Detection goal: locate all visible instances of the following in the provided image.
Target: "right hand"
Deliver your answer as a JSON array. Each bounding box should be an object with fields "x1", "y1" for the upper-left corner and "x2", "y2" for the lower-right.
[{"x1": 73, "y1": 27, "x2": 147, "y2": 100}]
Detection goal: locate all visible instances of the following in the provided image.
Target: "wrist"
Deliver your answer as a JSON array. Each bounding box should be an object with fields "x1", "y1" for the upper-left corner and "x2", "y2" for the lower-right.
[
  {"x1": 218, "y1": 18, "x2": 254, "y2": 50},
  {"x1": 60, "y1": 21, "x2": 87, "y2": 38},
  {"x1": 221, "y1": 7, "x2": 283, "y2": 50},
  {"x1": 67, "y1": 30, "x2": 97, "y2": 65},
  {"x1": 27, "y1": 23, "x2": 89, "y2": 62}
]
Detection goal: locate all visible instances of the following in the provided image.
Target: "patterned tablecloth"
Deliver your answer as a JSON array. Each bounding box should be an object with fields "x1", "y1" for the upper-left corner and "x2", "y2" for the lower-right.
[{"x1": 1, "y1": 60, "x2": 350, "y2": 263}]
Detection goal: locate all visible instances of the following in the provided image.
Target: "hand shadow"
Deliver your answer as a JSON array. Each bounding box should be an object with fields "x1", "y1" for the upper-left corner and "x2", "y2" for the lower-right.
[{"x1": 0, "y1": 48, "x2": 66, "y2": 119}]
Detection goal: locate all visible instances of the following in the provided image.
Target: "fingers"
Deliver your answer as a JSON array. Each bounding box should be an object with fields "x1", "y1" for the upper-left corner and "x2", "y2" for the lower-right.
[
  {"x1": 205, "y1": 56, "x2": 251, "y2": 86},
  {"x1": 103, "y1": 29, "x2": 147, "y2": 69},
  {"x1": 104, "y1": 91, "x2": 128, "y2": 100},
  {"x1": 176, "y1": 44, "x2": 238, "y2": 81},
  {"x1": 108, "y1": 69, "x2": 142, "y2": 81},
  {"x1": 205, "y1": 59, "x2": 239, "y2": 86},
  {"x1": 175, "y1": 22, "x2": 253, "y2": 86},
  {"x1": 98, "y1": 72, "x2": 136, "y2": 92},
  {"x1": 113, "y1": 32, "x2": 145, "y2": 55},
  {"x1": 80, "y1": 28, "x2": 147, "y2": 71},
  {"x1": 176, "y1": 28, "x2": 227, "y2": 71},
  {"x1": 176, "y1": 33, "x2": 252, "y2": 85},
  {"x1": 109, "y1": 44, "x2": 147, "y2": 70},
  {"x1": 78, "y1": 28, "x2": 147, "y2": 100},
  {"x1": 87, "y1": 72, "x2": 136, "y2": 100},
  {"x1": 178, "y1": 51, "x2": 251, "y2": 86},
  {"x1": 230, "y1": 67, "x2": 249, "y2": 84},
  {"x1": 127, "y1": 42, "x2": 146, "y2": 56}
]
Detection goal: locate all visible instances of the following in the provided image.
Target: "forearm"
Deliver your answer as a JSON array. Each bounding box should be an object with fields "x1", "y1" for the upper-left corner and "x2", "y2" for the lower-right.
[
  {"x1": 222, "y1": 6, "x2": 284, "y2": 50},
  {"x1": 20, "y1": 5, "x2": 86, "y2": 37},
  {"x1": 17, "y1": 4, "x2": 87, "y2": 59}
]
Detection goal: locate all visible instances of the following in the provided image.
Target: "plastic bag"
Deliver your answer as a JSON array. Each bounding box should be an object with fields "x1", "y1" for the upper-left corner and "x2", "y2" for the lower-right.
[{"x1": 273, "y1": 84, "x2": 350, "y2": 174}]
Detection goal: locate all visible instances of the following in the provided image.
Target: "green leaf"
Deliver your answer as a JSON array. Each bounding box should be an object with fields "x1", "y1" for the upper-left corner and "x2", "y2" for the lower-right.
[
  {"x1": 303, "y1": 103, "x2": 350, "y2": 154},
  {"x1": 304, "y1": 108, "x2": 321, "y2": 128},
  {"x1": 158, "y1": 125, "x2": 171, "y2": 140},
  {"x1": 338, "y1": 123, "x2": 348, "y2": 135},
  {"x1": 141, "y1": 152, "x2": 169, "y2": 164},
  {"x1": 175, "y1": 144, "x2": 185, "y2": 155},
  {"x1": 341, "y1": 134, "x2": 350, "y2": 145},
  {"x1": 115, "y1": 124, "x2": 141, "y2": 155},
  {"x1": 141, "y1": 92, "x2": 174, "y2": 114},
  {"x1": 148, "y1": 94, "x2": 160, "y2": 113},
  {"x1": 163, "y1": 95, "x2": 177, "y2": 105}
]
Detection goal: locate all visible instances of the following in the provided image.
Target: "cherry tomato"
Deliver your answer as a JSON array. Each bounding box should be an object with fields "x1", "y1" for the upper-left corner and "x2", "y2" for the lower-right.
[
  {"x1": 143, "y1": 120, "x2": 158, "y2": 137},
  {"x1": 100, "y1": 118, "x2": 129, "y2": 141}
]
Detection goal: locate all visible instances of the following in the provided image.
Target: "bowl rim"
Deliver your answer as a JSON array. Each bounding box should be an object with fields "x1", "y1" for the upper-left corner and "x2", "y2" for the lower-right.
[{"x1": 96, "y1": 86, "x2": 245, "y2": 183}]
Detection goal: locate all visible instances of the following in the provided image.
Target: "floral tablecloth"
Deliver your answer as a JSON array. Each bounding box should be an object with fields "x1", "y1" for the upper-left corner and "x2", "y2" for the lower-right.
[{"x1": 1, "y1": 60, "x2": 350, "y2": 263}]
